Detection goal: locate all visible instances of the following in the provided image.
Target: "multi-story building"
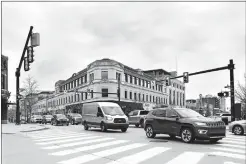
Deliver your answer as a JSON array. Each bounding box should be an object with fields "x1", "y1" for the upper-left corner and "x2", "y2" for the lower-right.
[
  {"x1": 1, "y1": 55, "x2": 10, "y2": 124},
  {"x1": 32, "y1": 58, "x2": 186, "y2": 115}
]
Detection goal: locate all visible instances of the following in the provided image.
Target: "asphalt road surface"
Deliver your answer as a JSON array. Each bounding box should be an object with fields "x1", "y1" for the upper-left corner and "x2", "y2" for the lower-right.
[{"x1": 2, "y1": 124, "x2": 246, "y2": 164}]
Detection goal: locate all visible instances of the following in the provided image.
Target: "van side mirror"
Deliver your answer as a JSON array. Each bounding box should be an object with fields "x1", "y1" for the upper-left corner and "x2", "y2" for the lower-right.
[{"x1": 97, "y1": 112, "x2": 103, "y2": 117}]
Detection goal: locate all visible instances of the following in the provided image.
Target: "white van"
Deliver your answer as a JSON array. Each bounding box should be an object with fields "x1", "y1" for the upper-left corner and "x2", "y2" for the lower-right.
[{"x1": 82, "y1": 102, "x2": 129, "y2": 132}]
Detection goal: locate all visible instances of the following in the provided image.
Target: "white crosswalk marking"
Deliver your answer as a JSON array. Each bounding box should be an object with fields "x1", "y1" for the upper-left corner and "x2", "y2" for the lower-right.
[
  {"x1": 50, "y1": 140, "x2": 129, "y2": 156},
  {"x1": 211, "y1": 147, "x2": 246, "y2": 154},
  {"x1": 58, "y1": 143, "x2": 147, "y2": 164},
  {"x1": 39, "y1": 136, "x2": 101, "y2": 146},
  {"x1": 165, "y1": 152, "x2": 205, "y2": 164},
  {"x1": 34, "y1": 134, "x2": 90, "y2": 142},
  {"x1": 106, "y1": 147, "x2": 170, "y2": 164},
  {"x1": 209, "y1": 152, "x2": 246, "y2": 160},
  {"x1": 42, "y1": 137, "x2": 114, "y2": 149},
  {"x1": 220, "y1": 140, "x2": 246, "y2": 145},
  {"x1": 216, "y1": 143, "x2": 246, "y2": 149},
  {"x1": 29, "y1": 133, "x2": 82, "y2": 139}
]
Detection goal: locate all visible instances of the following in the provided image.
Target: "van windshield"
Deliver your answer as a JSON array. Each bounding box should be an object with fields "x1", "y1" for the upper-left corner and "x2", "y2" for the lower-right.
[{"x1": 101, "y1": 106, "x2": 124, "y2": 116}]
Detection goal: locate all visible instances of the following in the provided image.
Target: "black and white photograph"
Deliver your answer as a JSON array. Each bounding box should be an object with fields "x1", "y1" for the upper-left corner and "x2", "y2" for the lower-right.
[{"x1": 1, "y1": 1, "x2": 246, "y2": 164}]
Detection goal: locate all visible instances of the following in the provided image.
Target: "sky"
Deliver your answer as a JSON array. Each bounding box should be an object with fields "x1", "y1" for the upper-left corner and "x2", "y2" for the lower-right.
[{"x1": 2, "y1": 2, "x2": 246, "y2": 107}]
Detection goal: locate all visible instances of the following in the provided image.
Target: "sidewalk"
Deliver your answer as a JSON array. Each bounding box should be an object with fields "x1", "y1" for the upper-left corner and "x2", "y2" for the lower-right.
[{"x1": 1, "y1": 123, "x2": 49, "y2": 134}]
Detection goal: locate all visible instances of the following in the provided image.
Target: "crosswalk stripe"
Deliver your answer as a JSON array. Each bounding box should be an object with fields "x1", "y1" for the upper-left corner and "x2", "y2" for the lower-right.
[
  {"x1": 165, "y1": 152, "x2": 205, "y2": 164},
  {"x1": 209, "y1": 152, "x2": 246, "y2": 160},
  {"x1": 34, "y1": 134, "x2": 90, "y2": 142},
  {"x1": 50, "y1": 140, "x2": 130, "y2": 156},
  {"x1": 220, "y1": 140, "x2": 246, "y2": 145},
  {"x1": 42, "y1": 137, "x2": 114, "y2": 149},
  {"x1": 39, "y1": 136, "x2": 102, "y2": 146},
  {"x1": 29, "y1": 132, "x2": 82, "y2": 138},
  {"x1": 210, "y1": 147, "x2": 246, "y2": 154},
  {"x1": 224, "y1": 137, "x2": 246, "y2": 141},
  {"x1": 216, "y1": 143, "x2": 246, "y2": 149},
  {"x1": 106, "y1": 147, "x2": 170, "y2": 164},
  {"x1": 57, "y1": 143, "x2": 147, "y2": 164},
  {"x1": 224, "y1": 161, "x2": 242, "y2": 164},
  {"x1": 225, "y1": 136, "x2": 246, "y2": 140}
]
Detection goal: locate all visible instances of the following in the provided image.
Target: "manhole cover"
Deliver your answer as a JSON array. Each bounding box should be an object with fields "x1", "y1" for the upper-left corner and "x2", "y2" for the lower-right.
[{"x1": 149, "y1": 140, "x2": 168, "y2": 142}]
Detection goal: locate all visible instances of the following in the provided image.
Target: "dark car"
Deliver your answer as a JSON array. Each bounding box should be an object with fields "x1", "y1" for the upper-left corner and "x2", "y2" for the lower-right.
[
  {"x1": 42, "y1": 115, "x2": 53, "y2": 124},
  {"x1": 144, "y1": 107, "x2": 226, "y2": 143},
  {"x1": 51, "y1": 114, "x2": 69, "y2": 126},
  {"x1": 67, "y1": 113, "x2": 82, "y2": 125}
]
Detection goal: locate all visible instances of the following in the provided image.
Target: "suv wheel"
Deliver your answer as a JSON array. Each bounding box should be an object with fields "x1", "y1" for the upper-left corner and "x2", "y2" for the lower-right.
[
  {"x1": 84, "y1": 122, "x2": 89, "y2": 130},
  {"x1": 135, "y1": 124, "x2": 139, "y2": 128},
  {"x1": 233, "y1": 125, "x2": 244, "y2": 135},
  {"x1": 145, "y1": 125, "x2": 156, "y2": 138},
  {"x1": 181, "y1": 128, "x2": 194, "y2": 143},
  {"x1": 101, "y1": 123, "x2": 107, "y2": 132},
  {"x1": 121, "y1": 128, "x2": 127, "y2": 132}
]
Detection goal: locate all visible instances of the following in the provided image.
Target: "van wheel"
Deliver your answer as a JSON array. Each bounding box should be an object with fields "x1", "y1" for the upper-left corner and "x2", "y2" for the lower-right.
[
  {"x1": 84, "y1": 122, "x2": 89, "y2": 130},
  {"x1": 121, "y1": 128, "x2": 127, "y2": 132},
  {"x1": 135, "y1": 124, "x2": 139, "y2": 128},
  {"x1": 181, "y1": 128, "x2": 194, "y2": 143},
  {"x1": 101, "y1": 123, "x2": 107, "y2": 132},
  {"x1": 233, "y1": 125, "x2": 244, "y2": 135},
  {"x1": 145, "y1": 125, "x2": 156, "y2": 138}
]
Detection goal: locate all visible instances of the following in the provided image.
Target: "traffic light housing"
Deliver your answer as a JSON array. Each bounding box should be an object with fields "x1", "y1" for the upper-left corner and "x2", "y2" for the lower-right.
[
  {"x1": 218, "y1": 91, "x2": 229, "y2": 97},
  {"x1": 218, "y1": 92, "x2": 223, "y2": 97},
  {"x1": 165, "y1": 77, "x2": 170, "y2": 86},
  {"x1": 183, "y1": 72, "x2": 189, "y2": 83},
  {"x1": 223, "y1": 91, "x2": 229, "y2": 97},
  {"x1": 24, "y1": 57, "x2": 30, "y2": 71},
  {"x1": 27, "y1": 46, "x2": 34, "y2": 63}
]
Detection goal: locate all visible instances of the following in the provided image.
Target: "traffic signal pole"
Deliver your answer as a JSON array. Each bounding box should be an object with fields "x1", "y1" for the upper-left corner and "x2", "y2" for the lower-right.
[
  {"x1": 167, "y1": 59, "x2": 235, "y2": 121},
  {"x1": 15, "y1": 26, "x2": 33, "y2": 125}
]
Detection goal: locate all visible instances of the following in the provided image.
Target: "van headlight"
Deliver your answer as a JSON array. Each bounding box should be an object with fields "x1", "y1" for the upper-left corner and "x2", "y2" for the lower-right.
[
  {"x1": 105, "y1": 116, "x2": 113, "y2": 121},
  {"x1": 195, "y1": 122, "x2": 207, "y2": 126}
]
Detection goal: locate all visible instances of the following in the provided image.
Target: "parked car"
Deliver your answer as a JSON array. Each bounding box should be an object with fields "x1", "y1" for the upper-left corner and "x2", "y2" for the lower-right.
[
  {"x1": 30, "y1": 115, "x2": 43, "y2": 123},
  {"x1": 67, "y1": 113, "x2": 82, "y2": 125},
  {"x1": 51, "y1": 114, "x2": 69, "y2": 126},
  {"x1": 229, "y1": 120, "x2": 246, "y2": 135},
  {"x1": 42, "y1": 115, "x2": 53, "y2": 124},
  {"x1": 128, "y1": 110, "x2": 149, "y2": 128},
  {"x1": 144, "y1": 107, "x2": 226, "y2": 143},
  {"x1": 82, "y1": 102, "x2": 129, "y2": 132},
  {"x1": 215, "y1": 113, "x2": 231, "y2": 125}
]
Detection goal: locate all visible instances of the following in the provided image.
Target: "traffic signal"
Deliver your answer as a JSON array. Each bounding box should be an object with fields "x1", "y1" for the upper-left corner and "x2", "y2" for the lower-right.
[
  {"x1": 183, "y1": 72, "x2": 189, "y2": 83},
  {"x1": 24, "y1": 57, "x2": 30, "y2": 71},
  {"x1": 27, "y1": 46, "x2": 34, "y2": 63},
  {"x1": 218, "y1": 92, "x2": 223, "y2": 97},
  {"x1": 165, "y1": 76, "x2": 170, "y2": 86},
  {"x1": 223, "y1": 91, "x2": 229, "y2": 97}
]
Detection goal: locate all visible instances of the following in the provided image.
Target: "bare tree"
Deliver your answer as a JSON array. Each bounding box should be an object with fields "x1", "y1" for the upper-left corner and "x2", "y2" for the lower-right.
[
  {"x1": 235, "y1": 82, "x2": 246, "y2": 114},
  {"x1": 20, "y1": 75, "x2": 39, "y2": 122}
]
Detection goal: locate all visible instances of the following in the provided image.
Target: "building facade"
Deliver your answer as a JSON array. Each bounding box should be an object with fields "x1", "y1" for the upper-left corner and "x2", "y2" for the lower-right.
[
  {"x1": 32, "y1": 58, "x2": 186, "y2": 115},
  {"x1": 1, "y1": 55, "x2": 10, "y2": 124}
]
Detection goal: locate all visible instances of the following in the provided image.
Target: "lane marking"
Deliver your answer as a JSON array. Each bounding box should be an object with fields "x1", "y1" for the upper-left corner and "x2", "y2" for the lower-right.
[
  {"x1": 57, "y1": 143, "x2": 147, "y2": 164},
  {"x1": 50, "y1": 140, "x2": 129, "y2": 156},
  {"x1": 165, "y1": 152, "x2": 205, "y2": 164},
  {"x1": 106, "y1": 147, "x2": 170, "y2": 164},
  {"x1": 34, "y1": 134, "x2": 90, "y2": 142}
]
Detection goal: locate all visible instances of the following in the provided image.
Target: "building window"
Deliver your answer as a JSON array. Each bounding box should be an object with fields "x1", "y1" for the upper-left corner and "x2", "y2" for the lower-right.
[
  {"x1": 153, "y1": 96, "x2": 155, "y2": 102},
  {"x1": 101, "y1": 71, "x2": 108, "y2": 80},
  {"x1": 81, "y1": 77, "x2": 84, "y2": 84},
  {"x1": 85, "y1": 75, "x2": 87, "y2": 83},
  {"x1": 125, "y1": 91, "x2": 127, "y2": 99},
  {"x1": 139, "y1": 78, "x2": 141, "y2": 86},
  {"x1": 134, "y1": 77, "x2": 137, "y2": 85},
  {"x1": 156, "y1": 97, "x2": 158, "y2": 104},
  {"x1": 150, "y1": 95, "x2": 152, "y2": 102},
  {"x1": 85, "y1": 92, "x2": 88, "y2": 99},
  {"x1": 81, "y1": 93, "x2": 83, "y2": 101},
  {"x1": 116, "y1": 72, "x2": 121, "y2": 81},
  {"x1": 146, "y1": 95, "x2": 148, "y2": 102},
  {"x1": 71, "y1": 95, "x2": 73, "y2": 102},
  {"x1": 125, "y1": 73, "x2": 128, "y2": 82},
  {"x1": 142, "y1": 79, "x2": 145, "y2": 87},
  {"x1": 134, "y1": 93, "x2": 137, "y2": 100},
  {"x1": 91, "y1": 90, "x2": 93, "y2": 98},
  {"x1": 143, "y1": 94, "x2": 145, "y2": 101},
  {"x1": 138, "y1": 93, "x2": 141, "y2": 101},
  {"x1": 90, "y1": 73, "x2": 94, "y2": 82},
  {"x1": 130, "y1": 92, "x2": 132, "y2": 99},
  {"x1": 69, "y1": 97, "x2": 70, "y2": 103},
  {"x1": 74, "y1": 80, "x2": 76, "y2": 87},
  {"x1": 173, "y1": 91, "x2": 176, "y2": 105},
  {"x1": 102, "y1": 88, "x2": 108, "y2": 97},
  {"x1": 130, "y1": 75, "x2": 132, "y2": 83}
]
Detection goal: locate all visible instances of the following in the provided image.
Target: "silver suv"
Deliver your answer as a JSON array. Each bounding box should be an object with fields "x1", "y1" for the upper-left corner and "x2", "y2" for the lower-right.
[{"x1": 128, "y1": 110, "x2": 149, "y2": 128}]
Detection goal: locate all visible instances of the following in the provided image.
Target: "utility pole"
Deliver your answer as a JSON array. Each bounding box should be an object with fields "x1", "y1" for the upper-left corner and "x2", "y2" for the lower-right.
[
  {"x1": 15, "y1": 26, "x2": 40, "y2": 125},
  {"x1": 118, "y1": 75, "x2": 121, "y2": 102},
  {"x1": 229, "y1": 59, "x2": 235, "y2": 121}
]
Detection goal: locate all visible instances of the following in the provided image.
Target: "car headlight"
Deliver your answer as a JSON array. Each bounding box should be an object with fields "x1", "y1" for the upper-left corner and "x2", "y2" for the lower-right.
[
  {"x1": 195, "y1": 122, "x2": 207, "y2": 126},
  {"x1": 105, "y1": 116, "x2": 113, "y2": 121}
]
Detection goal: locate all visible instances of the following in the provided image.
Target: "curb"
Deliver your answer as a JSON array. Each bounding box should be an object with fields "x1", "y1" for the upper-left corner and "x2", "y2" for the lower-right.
[{"x1": 20, "y1": 127, "x2": 49, "y2": 133}]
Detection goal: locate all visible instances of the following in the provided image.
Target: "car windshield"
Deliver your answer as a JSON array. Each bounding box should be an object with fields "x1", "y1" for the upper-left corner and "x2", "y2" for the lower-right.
[
  {"x1": 34, "y1": 115, "x2": 42, "y2": 118},
  {"x1": 140, "y1": 111, "x2": 149, "y2": 115},
  {"x1": 175, "y1": 108, "x2": 204, "y2": 118},
  {"x1": 102, "y1": 106, "x2": 124, "y2": 116},
  {"x1": 45, "y1": 115, "x2": 53, "y2": 118},
  {"x1": 70, "y1": 113, "x2": 81, "y2": 117},
  {"x1": 56, "y1": 114, "x2": 66, "y2": 118}
]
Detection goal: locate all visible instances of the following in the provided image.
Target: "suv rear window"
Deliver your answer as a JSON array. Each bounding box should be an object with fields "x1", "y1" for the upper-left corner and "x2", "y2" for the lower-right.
[
  {"x1": 140, "y1": 111, "x2": 149, "y2": 115},
  {"x1": 222, "y1": 114, "x2": 231, "y2": 116}
]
